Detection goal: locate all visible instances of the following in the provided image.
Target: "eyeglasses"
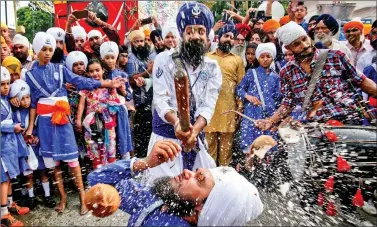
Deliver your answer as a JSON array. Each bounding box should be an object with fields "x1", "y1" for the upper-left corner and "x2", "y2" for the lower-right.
[{"x1": 345, "y1": 28, "x2": 360, "y2": 33}]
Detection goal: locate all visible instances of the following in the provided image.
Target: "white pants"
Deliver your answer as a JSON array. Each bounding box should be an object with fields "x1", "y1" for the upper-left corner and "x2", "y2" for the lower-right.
[{"x1": 141, "y1": 132, "x2": 216, "y2": 187}]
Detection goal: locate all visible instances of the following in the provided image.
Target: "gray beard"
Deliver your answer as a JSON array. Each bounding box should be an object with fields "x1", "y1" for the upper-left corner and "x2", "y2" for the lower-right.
[
  {"x1": 231, "y1": 44, "x2": 246, "y2": 57},
  {"x1": 314, "y1": 33, "x2": 332, "y2": 46}
]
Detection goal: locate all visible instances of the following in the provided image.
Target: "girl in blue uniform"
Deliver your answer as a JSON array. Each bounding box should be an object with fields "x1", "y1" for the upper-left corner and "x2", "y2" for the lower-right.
[
  {"x1": 20, "y1": 32, "x2": 123, "y2": 215},
  {"x1": 9, "y1": 79, "x2": 56, "y2": 210},
  {"x1": 1, "y1": 67, "x2": 29, "y2": 227},
  {"x1": 100, "y1": 41, "x2": 133, "y2": 160},
  {"x1": 237, "y1": 43, "x2": 281, "y2": 153}
]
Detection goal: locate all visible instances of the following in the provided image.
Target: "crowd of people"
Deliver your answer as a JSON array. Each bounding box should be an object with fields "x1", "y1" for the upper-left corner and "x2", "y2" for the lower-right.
[{"x1": 1, "y1": 0, "x2": 377, "y2": 226}]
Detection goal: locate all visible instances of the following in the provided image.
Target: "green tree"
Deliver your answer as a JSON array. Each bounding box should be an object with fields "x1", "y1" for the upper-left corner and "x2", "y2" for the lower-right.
[{"x1": 16, "y1": 7, "x2": 54, "y2": 42}]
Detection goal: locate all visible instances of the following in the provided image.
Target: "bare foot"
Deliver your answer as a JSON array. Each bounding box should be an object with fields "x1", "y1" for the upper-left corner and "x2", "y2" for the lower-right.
[
  {"x1": 80, "y1": 192, "x2": 89, "y2": 215},
  {"x1": 55, "y1": 197, "x2": 67, "y2": 213}
]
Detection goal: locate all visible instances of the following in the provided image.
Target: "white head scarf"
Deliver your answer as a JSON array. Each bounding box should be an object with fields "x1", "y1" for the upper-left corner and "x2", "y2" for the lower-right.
[
  {"x1": 65, "y1": 51, "x2": 88, "y2": 72},
  {"x1": 12, "y1": 34, "x2": 29, "y2": 47},
  {"x1": 256, "y1": 42, "x2": 277, "y2": 59},
  {"x1": 198, "y1": 167, "x2": 264, "y2": 226},
  {"x1": 72, "y1": 26, "x2": 87, "y2": 40},
  {"x1": 100, "y1": 41, "x2": 119, "y2": 59},
  {"x1": 46, "y1": 27, "x2": 66, "y2": 42},
  {"x1": 1, "y1": 66, "x2": 10, "y2": 82},
  {"x1": 9, "y1": 79, "x2": 30, "y2": 100},
  {"x1": 87, "y1": 30, "x2": 103, "y2": 41},
  {"x1": 162, "y1": 22, "x2": 179, "y2": 39},
  {"x1": 32, "y1": 32, "x2": 56, "y2": 55},
  {"x1": 275, "y1": 21, "x2": 307, "y2": 46}
]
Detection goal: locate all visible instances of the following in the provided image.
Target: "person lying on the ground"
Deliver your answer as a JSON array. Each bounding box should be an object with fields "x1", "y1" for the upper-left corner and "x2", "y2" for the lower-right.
[{"x1": 86, "y1": 140, "x2": 264, "y2": 226}]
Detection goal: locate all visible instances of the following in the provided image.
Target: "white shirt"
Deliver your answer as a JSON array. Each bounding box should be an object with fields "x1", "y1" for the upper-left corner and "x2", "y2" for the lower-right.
[
  {"x1": 356, "y1": 49, "x2": 377, "y2": 72},
  {"x1": 342, "y1": 39, "x2": 373, "y2": 66},
  {"x1": 152, "y1": 50, "x2": 222, "y2": 125},
  {"x1": 329, "y1": 39, "x2": 352, "y2": 60}
]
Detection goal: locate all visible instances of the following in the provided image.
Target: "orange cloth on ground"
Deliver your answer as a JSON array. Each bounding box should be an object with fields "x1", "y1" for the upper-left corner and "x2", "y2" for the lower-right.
[
  {"x1": 37, "y1": 100, "x2": 71, "y2": 125},
  {"x1": 262, "y1": 19, "x2": 280, "y2": 32},
  {"x1": 343, "y1": 21, "x2": 363, "y2": 33},
  {"x1": 279, "y1": 15, "x2": 290, "y2": 26}
]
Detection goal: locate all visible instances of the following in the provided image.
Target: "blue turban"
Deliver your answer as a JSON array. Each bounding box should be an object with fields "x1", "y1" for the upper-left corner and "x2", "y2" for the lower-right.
[
  {"x1": 316, "y1": 14, "x2": 339, "y2": 36},
  {"x1": 218, "y1": 22, "x2": 236, "y2": 39},
  {"x1": 176, "y1": 2, "x2": 214, "y2": 37}
]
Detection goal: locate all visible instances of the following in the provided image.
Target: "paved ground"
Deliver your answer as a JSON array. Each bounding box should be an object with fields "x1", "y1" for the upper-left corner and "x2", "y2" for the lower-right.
[{"x1": 17, "y1": 190, "x2": 376, "y2": 226}]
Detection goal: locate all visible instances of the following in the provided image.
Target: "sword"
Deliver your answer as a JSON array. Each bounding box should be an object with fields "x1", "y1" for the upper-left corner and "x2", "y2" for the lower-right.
[{"x1": 222, "y1": 109, "x2": 257, "y2": 124}]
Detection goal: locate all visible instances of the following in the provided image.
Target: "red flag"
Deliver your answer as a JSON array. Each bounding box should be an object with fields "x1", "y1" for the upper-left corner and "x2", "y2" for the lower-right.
[
  {"x1": 326, "y1": 201, "x2": 337, "y2": 216},
  {"x1": 324, "y1": 176, "x2": 335, "y2": 192},
  {"x1": 337, "y1": 156, "x2": 351, "y2": 172},
  {"x1": 352, "y1": 188, "x2": 365, "y2": 207}
]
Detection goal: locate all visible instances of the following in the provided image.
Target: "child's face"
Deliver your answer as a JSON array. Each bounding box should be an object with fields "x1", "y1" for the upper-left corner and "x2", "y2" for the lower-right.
[
  {"x1": 87, "y1": 63, "x2": 103, "y2": 81},
  {"x1": 245, "y1": 48, "x2": 256, "y2": 65},
  {"x1": 118, "y1": 53, "x2": 128, "y2": 67},
  {"x1": 20, "y1": 94, "x2": 31, "y2": 108},
  {"x1": 258, "y1": 53, "x2": 273, "y2": 68},
  {"x1": 38, "y1": 46, "x2": 54, "y2": 64},
  {"x1": 1, "y1": 80, "x2": 10, "y2": 96},
  {"x1": 10, "y1": 73, "x2": 20, "y2": 83},
  {"x1": 103, "y1": 55, "x2": 116, "y2": 70},
  {"x1": 72, "y1": 61, "x2": 86, "y2": 75}
]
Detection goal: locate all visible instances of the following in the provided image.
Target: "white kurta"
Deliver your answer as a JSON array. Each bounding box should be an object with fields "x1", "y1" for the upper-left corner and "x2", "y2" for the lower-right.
[{"x1": 141, "y1": 50, "x2": 223, "y2": 186}]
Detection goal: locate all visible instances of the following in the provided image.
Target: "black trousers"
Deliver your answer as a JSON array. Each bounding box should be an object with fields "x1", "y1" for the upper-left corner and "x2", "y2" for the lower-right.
[{"x1": 133, "y1": 103, "x2": 153, "y2": 158}]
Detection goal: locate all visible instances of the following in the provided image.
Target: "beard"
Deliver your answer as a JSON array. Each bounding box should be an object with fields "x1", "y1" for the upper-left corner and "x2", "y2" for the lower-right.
[
  {"x1": 14, "y1": 51, "x2": 28, "y2": 63},
  {"x1": 371, "y1": 39, "x2": 377, "y2": 50},
  {"x1": 132, "y1": 44, "x2": 151, "y2": 61},
  {"x1": 181, "y1": 39, "x2": 205, "y2": 68},
  {"x1": 152, "y1": 177, "x2": 196, "y2": 216},
  {"x1": 231, "y1": 44, "x2": 246, "y2": 57},
  {"x1": 50, "y1": 47, "x2": 64, "y2": 63},
  {"x1": 91, "y1": 44, "x2": 101, "y2": 56},
  {"x1": 155, "y1": 46, "x2": 165, "y2": 54},
  {"x1": 314, "y1": 32, "x2": 332, "y2": 46},
  {"x1": 218, "y1": 41, "x2": 232, "y2": 53},
  {"x1": 293, "y1": 45, "x2": 314, "y2": 62}
]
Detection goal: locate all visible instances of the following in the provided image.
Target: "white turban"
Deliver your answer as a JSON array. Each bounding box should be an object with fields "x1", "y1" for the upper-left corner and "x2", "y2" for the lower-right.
[
  {"x1": 275, "y1": 21, "x2": 307, "y2": 46},
  {"x1": 1, "y1": 66, "x2": 10, "y2": 82},
  {"x1": 72, "y1": 26, "x2": 87, "y2": 40},
  {"x1": 100, "y1": 41, "x2": 119, "y2": 59},
  {"x1": 46, "y1": 27, "x2": 66, "y2": 42},
  {"x1": 9, "y1": 79, "x2": 30, "y2": 100},
  {"x1": 87, "y1": 30, "x2": 103, "y2": 40},
  {"x1": 256, "y1": 42, "x2": 277, "y2": 59},
  {"x1": 13, "y1": 34, "x2": 29, "y2": 47},
  {"x1": 198, "y1": 167, "x2": 264, "y2": 226},
  {"x1": 162, "y1": 22, "x2": 179, "y2": 39},
  {"x1": 65, "y1": 51, "x2": 88, "y2": 72},
  {"x1": 32, "y1": 32, "x2": 56, "y2": 55}
]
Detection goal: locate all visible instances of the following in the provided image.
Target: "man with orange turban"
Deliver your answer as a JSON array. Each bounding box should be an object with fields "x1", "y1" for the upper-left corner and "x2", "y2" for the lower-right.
[
  {"x1": 279, "y1": 15, "x2": 290, "y2": 26},
  {"x1": 262, "y1": 19, "x2": 280, "y2": 44},
  {"x1": 143, "y1": 28, "x2": 152, "y2": 47},
  {"x1": 0, "y1": 36, "x2": 11, "y2": 63},
  {"x1": 2, "y1": 56, "x2": 21, "y2": 83},
  {"x1": 343, "y1": 19, "x2": 373, "y2": 65}
]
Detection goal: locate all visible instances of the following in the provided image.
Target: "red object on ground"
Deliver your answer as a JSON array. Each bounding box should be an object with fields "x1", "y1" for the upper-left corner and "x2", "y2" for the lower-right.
[
  {"x1": 327, "y1": 119, "x2": 344, "y2": 126},
  {"x1": 317, "y1": 192, "x2": 324, "y2": 207},
  {"x1": 324, "y1": 176, "x2": 335, "y2": 192},
  {"x1": 369, "y1": 97, "x2": 377, "y2": 107},
  {"x1": 325, "y1": 131, "x2": 338, "y2": 142},
  {"x1": 352, "y1": 188, "x2": 365, "y2": 207},
  {"x1": 326, "y1": 201, "x2": 337, "y2": 216},
  {"x1": 337, "y1": 156, "x2": 351, "y2": 172}
]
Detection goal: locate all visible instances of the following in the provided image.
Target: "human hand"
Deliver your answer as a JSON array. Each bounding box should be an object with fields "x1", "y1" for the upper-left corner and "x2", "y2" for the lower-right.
[
  {"x1": 65, "y1": 83, "x2": 76, "y2": 91},
  {"x1": 14, "y1": 123, "x2": 24, "y2": 133},
  {"x1": 67, "y1": 14, "x2": 78, "y2": 25},
  {"x1": 135, "y1": 77, "x2": 145, "y2": 87},
  {"x1": 146, "y1": 61, "x2": 153, "y2": 74},
  {"x1": 111, "y1": 77, "x2": 125, "y2": 89},
  {"x1": 32, "y1": 136, "x2": 40, "y2": 145},
  {"x1": 174, "y1": 121, "x2": 192, "y2": 142},
  {"x1": 145, "y1": 140, "x2": 182, "y2": 168},
  {"x1": 213, "y1": 21, "x2": 225, "y2": 32},
  {"x1": 245, "y1": 95, "x2": 262, "y2": 106},
  {"x1": 255, "y1": 119, "x2": 273, "y2": 131},
  {"x1": 9, "y1": 97, "x2": 20, "y2": 108},
  {"x1": 87, "y1": 11, "x2": 98, "y2": 22},
  {"x1": 75, "y1": 120, "x2": 83, "y2": 133}
]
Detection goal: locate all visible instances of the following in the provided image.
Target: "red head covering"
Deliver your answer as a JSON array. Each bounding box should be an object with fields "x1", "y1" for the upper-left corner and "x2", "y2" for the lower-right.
[{"x1": 235, "y1": 23, "x2": 251, "y2": 38}]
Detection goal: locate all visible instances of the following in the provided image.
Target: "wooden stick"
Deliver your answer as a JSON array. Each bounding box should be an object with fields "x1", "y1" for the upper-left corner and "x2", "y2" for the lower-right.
[
  {"x1": 222, "y1": 109, "x2": 257, "y2": 124},
  {"x1": 174, "y1": 61, "x2": 190, "y2": 132}
]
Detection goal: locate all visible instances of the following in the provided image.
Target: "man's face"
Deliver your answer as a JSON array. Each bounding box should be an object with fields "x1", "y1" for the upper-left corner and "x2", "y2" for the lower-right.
[
  {"x1": 1, "y1": 45, "x2": 10, "y2": 62},
  {"x1": 183, "y1": 25, "x2": 207, "y2": 45},
  {"x1": 218, "y1": 32, "x2": 234, "y2": 53},
  {"x1": 10, "y1": 73, "x2": 20, "y2": 83},
  {"x1": 250, "y1": 33, "x2": 261, "y2": 44},
  {"x1": 145, "y1": 36, "x2": 153, "y2": 47},
  {"x1": 295, "y1": 5, "x2": 307, "y2": 20},
  {"x1": 164, "y1": 32, "x2": 177, "y2": 49},
  {"x1": 13, "y1": 44, "x2": 29, "y2": 62},
  {"x1": 72, "y1": 61, "x2": 86, "y2": 75},
  {"x1": 56, "y1": 40, "x2": 64, "y2": 50},
  {"x1": 254, "y1": 19, "x2": 264, "y2": 29},
  {"x1": 370, "y1": 28, "x2": 377, "y2": 42},
  {"x1": 132, "y1": 36, "x2": 145, "y2": 48},
  {"x1": 314, "y1": 21, "x2": 332, "y2": 44},
  {"x1": 345, "y1": 27, "x2": 362, "y2": 43},
  {"x1": 171, "y1": 169, "x2": 215, "y2": 204},
  {"x1": 1, "y1": 27, "x2": 8, "y2": 38},
  {"x1": 75, "y1": 38, "x2": 85, "y2": 50},
  {"x1": 287, "y1": 35, "x2": 313, "y2": 57},
  {"x1": 308, "y1": 20, "x2": 317, "y2": 32},
  {"x1": 118, "y1": 53, "x2": 128, "y2": 66},
  {"x1": 89, "y1": 36, "x2": 102, "y2": 50},
  {"x1": 235, "y1": 34, "x2": 245, "y2": 46},
  {"x1": 153, "y1": 36, "x2": 165, "y2": 50},
  {"x1": 246, "y1": 47, "x2": 256, "y2": 65},
  {"x1": 266, "y1": 29, "x2": 278, "y2": 43}
]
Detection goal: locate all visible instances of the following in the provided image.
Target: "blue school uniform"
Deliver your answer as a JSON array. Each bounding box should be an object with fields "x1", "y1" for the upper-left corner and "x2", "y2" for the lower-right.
[
  {"x1": 88, "y1": 160, "x2": 190, "y2": 226},
  {"x1": 25, "y1": 63, "x2": 101, "y2": 161},
  {"x1": 105, "y1": 68, "x2": 133, "y2": 155},
  {"x1": 1, "y1": 97, "x2": 27, "y2": 182},
  {"x1": 236, "y1": 66, "x2": 281, "y2": 151}
]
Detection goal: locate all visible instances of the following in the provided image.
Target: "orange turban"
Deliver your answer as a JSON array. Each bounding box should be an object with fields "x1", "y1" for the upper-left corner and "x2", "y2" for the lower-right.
[
  {"x1": 279, "y1": 16, "x2": 290, "y2": 26},
  {"x1": 343, "y1": 21, "x2": 363, "y2": 33},
  {"x1": 262, "y1": 19, "x2": 280, "y2": 32},
  {"x1": 363, "y1": 24, "x2": 372, "y2": 36},
  {"x1": 143, "y1": 28, "x2": 151, "y2": 37}
]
